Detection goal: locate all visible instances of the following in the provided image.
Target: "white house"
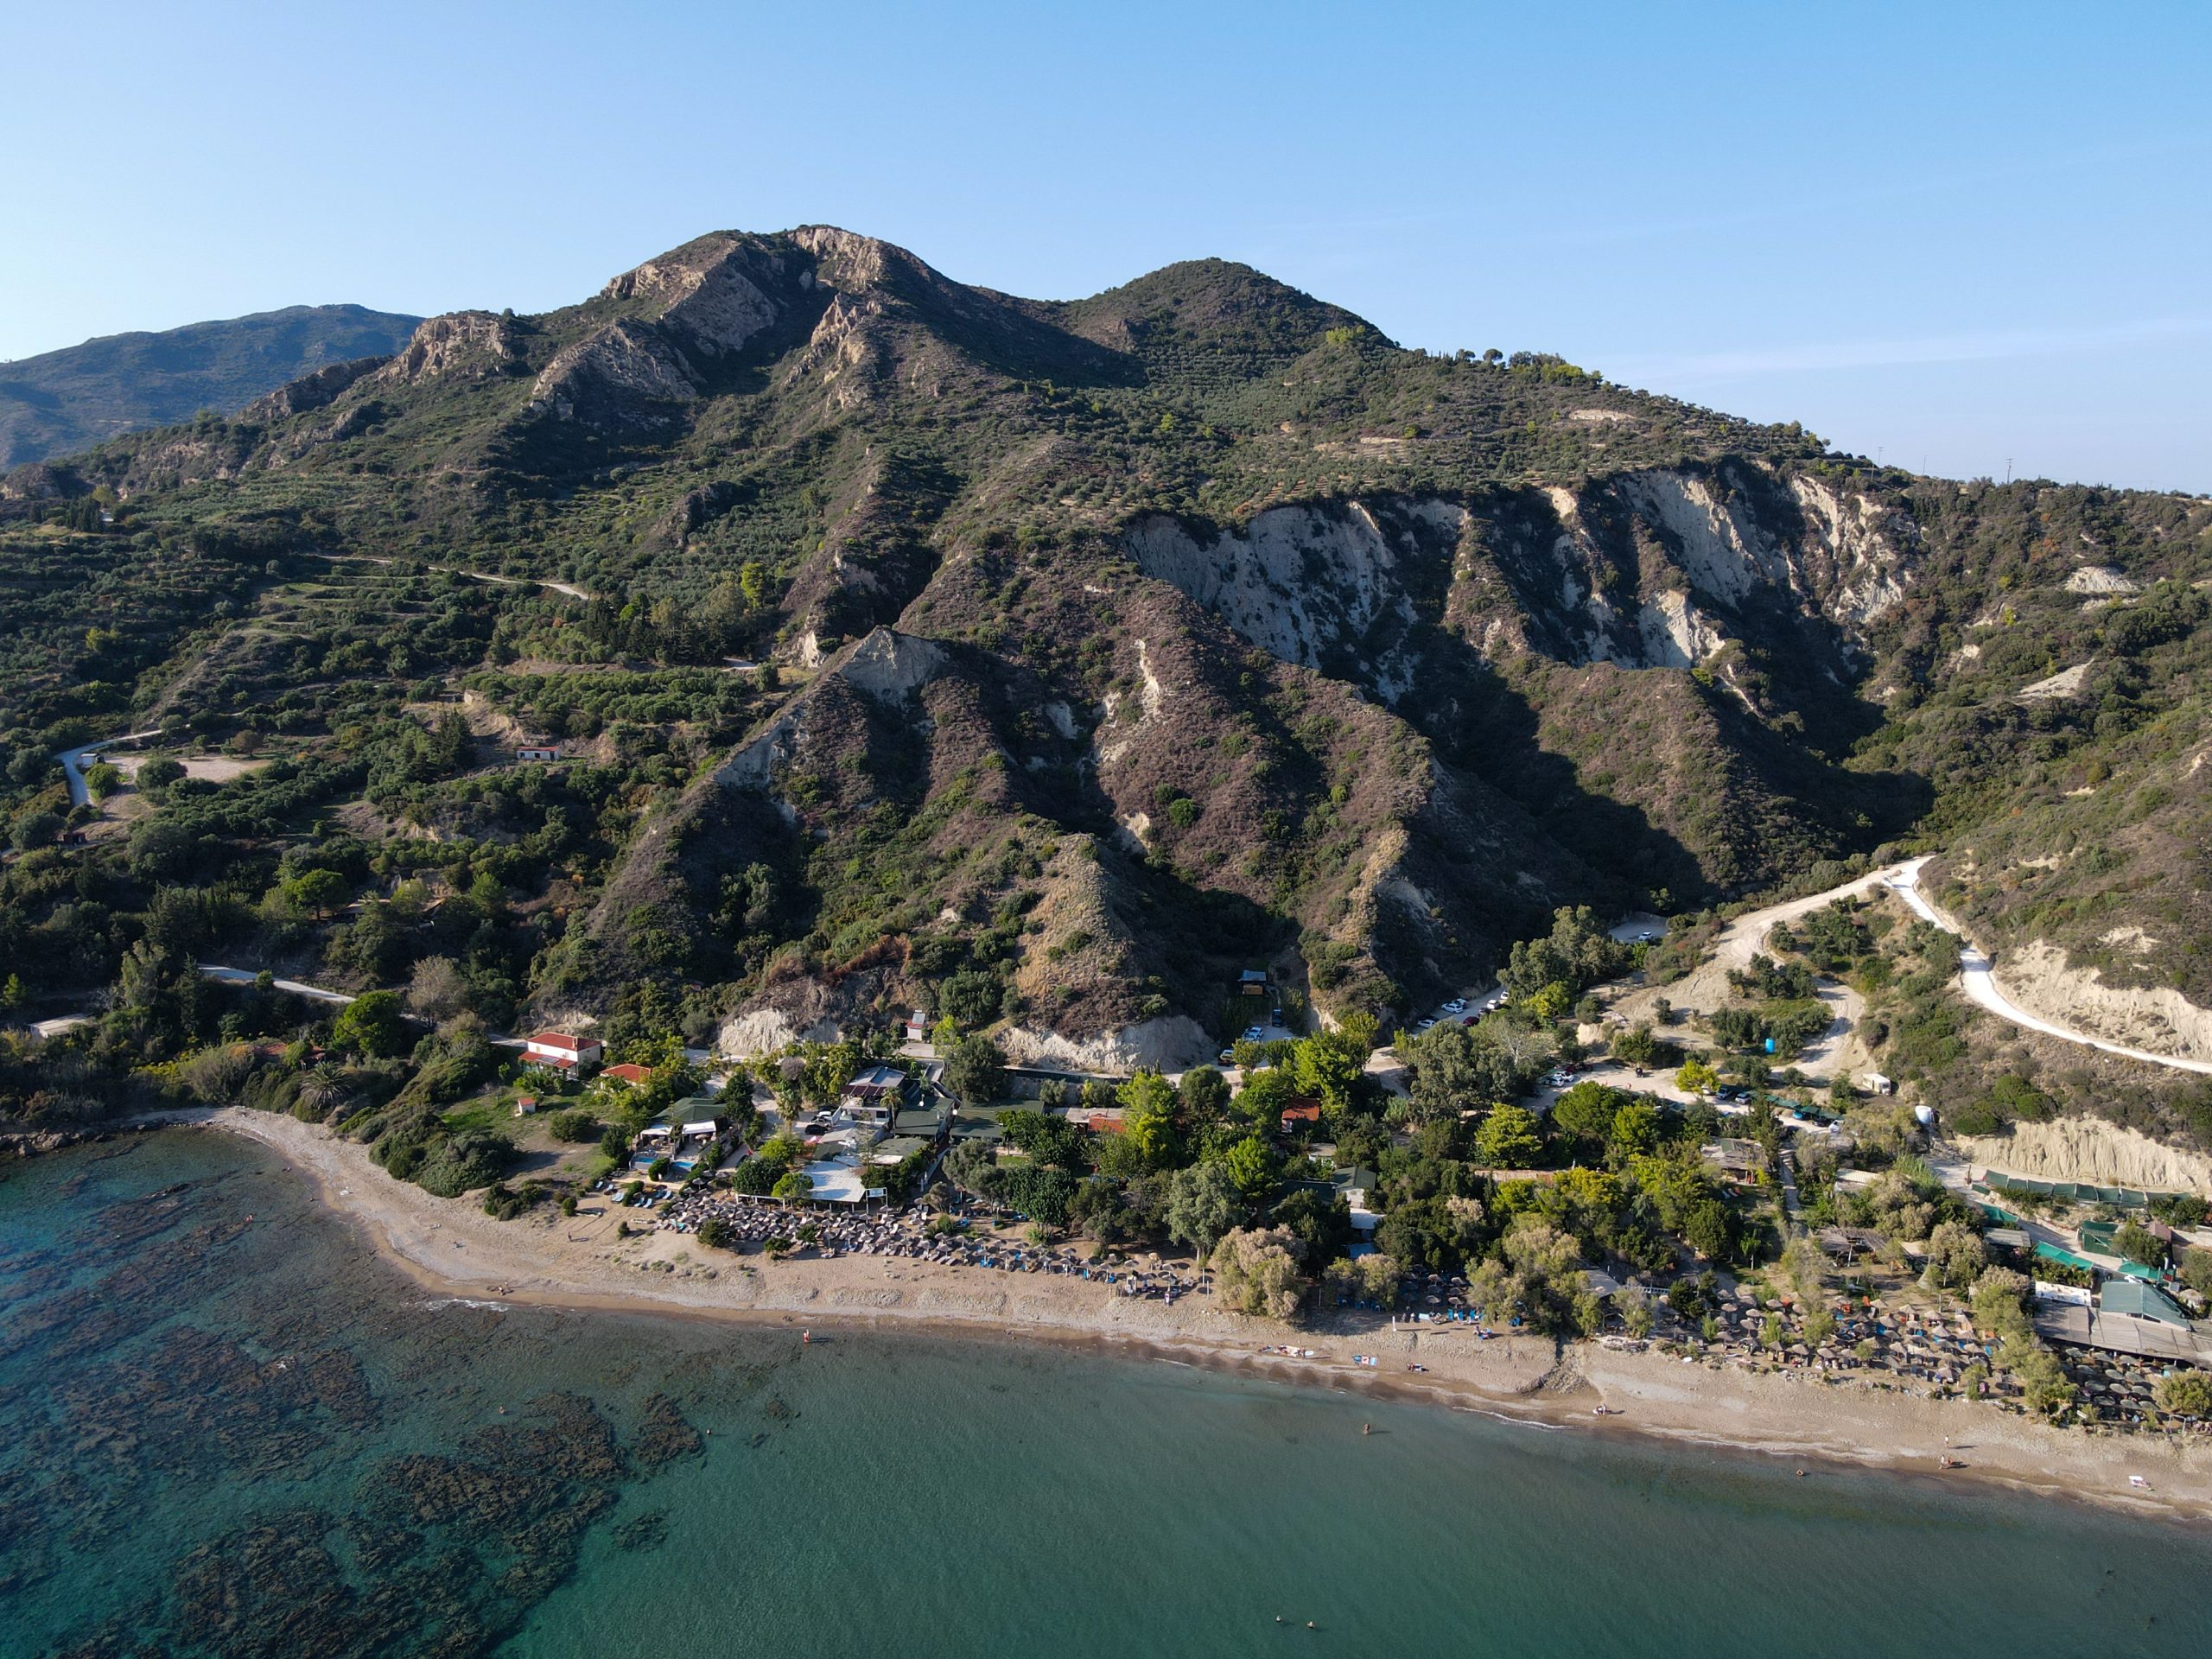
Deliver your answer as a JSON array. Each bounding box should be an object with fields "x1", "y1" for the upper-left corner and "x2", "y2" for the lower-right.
[
  {"x1": 516, "y1": 745, "x2": 561, "y2": 763},
  {"x1": 525, "y1": 1031, "x2": 603, "y2": 1073}
]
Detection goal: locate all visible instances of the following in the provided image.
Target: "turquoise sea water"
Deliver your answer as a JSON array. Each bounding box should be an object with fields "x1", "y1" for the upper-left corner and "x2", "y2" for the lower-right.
[{"x1": 2, "y1": 1132, "x2": 2206, "y2": 1659}]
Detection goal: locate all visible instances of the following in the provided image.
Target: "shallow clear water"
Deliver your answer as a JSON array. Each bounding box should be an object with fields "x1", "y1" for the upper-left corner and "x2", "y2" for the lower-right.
[{"x1": 2, "y1": 1132, "x2": 2203, "y2": 1658}]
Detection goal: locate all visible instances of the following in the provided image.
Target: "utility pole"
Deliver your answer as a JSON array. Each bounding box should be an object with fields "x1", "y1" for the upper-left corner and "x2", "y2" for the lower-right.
[{"x1": 2005, "y1": 458, "x2": 2012, "y2": 484}]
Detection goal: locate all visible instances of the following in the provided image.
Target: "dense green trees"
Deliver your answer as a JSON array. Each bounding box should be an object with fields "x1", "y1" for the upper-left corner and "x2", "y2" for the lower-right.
[
  {"x1": 2155, "y1": 1371, "x2": 2212, "y2": 1419},
  {"x1": 1165, "y1": 1162, "x2": 1239, "y2": 1254},
  {"x1": 1211, "y1": 1227, "x2": 1306, "y2": 1319},
  {"x1": 1549, "y1": 1081, "x2": 1630, "y2": 1152},
  {"x1": 944, "y1": 1033, "x2": 1007, "y2": 1105},
  {"x1": 1502, "y1": 907, "x2": 1632, "y2": 1001},
  {"x1": 332, "y1": 990, "x2": 408, "y2": 1058},
  {"x1": 1473, "y1": 1103, "x2": 1542, "y2": 1168},
  {"x1": 1403, "y1": 1020, "x2": 1540, "y2": 1122},
  {"x1": 1119, "y1": 1071, "x2": 1180, "y2": 1167}
]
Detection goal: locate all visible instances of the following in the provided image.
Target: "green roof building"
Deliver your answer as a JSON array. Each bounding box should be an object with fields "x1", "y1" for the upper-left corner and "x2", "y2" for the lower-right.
[{"x1": 2098, "y1": 1279, "x2": 2192, "y2": 1328}]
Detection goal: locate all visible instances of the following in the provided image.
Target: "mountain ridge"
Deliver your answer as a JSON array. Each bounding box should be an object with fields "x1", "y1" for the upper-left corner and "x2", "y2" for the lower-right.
[
  {"x1": 1, "y1": 225, "x2": 2206, "y2": 1144},
  {"x1": 0, "y1": 302, "x2": 423, "y2": 468}
]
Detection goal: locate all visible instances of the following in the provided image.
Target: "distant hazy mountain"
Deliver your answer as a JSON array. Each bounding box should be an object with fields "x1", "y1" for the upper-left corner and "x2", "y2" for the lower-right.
[{"x1": 0, "y1": 304, "x2": 422, "y2": 467}]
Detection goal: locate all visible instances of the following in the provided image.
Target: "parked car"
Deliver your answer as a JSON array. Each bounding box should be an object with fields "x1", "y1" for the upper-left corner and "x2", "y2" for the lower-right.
[
  {"x1": 1218, "y1": 1048, "x2": 1236, "y2": 1065},
  {"x1": 1442, "y1": 998, "x2": 1467, "y2": 1014},
  {"x1": 1416, "y1": 1017, "x2": 1437, "y2": 1031}
]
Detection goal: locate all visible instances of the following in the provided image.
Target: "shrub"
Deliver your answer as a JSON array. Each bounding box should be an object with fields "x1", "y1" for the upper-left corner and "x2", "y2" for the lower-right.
[
  {"x1": 414, "y1": 1131, "x2": 512, "y2": 1198},
  {"x1": 547, "y1": 1108, "x2": 601, "y2": 1143},
  {"x1": 178, "y1": 1043, "x2": 257, "y2": 1104},
  {"x1": 483, "y1": 1182, "x2": 541, "y2": 1220},
  {"x1": 2154, "y1": 1370, "x2": 2212, "y2": 1419}
]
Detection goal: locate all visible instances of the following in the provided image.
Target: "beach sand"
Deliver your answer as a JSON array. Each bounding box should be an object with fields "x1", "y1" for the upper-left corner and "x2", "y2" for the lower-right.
[{"x1": 182, "y1": 1106, "x2": 2212, "y2": 1521}]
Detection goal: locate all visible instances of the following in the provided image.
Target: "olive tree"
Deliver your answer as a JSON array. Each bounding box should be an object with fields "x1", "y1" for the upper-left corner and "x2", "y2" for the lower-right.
[{"x1": 1211, "y1": 1227, "x2": 1307, "y2": 1319}]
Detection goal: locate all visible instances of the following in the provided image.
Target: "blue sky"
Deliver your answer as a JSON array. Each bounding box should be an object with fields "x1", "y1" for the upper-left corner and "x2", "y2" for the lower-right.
[{"x1": 4, "y1": 1, "x2": 2206, "y2": 491}]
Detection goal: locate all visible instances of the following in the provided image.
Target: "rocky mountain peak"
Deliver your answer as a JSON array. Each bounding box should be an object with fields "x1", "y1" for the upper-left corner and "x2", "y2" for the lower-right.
[
  {"x1": 374, "y1": 311, "x2": 525, "y2": 385},
  {"x1": 599, "y1": 231, "x2": 795, "y2": 359}
]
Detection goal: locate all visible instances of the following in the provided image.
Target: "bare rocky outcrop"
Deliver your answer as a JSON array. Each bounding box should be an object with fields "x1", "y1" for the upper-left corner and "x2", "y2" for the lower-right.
[
  {"x1": 1130, "y1": 465, "x2": 1908, "y2": 690},
  {"x1": 788, "y1": 290, "x2": 889, "y2": 399},
  {"x1": 241, "y1": 354, "x2": 391, "y2": 422},
  {"x1": 2016, "y1": 663, "x2": 2094, "y2": 702},
  {"x1": 600, "y1": 232, "x2": 788, "y2": 358},
  {"x1": 714, "y1": 626, "x2": 945, "y2": 791},
  {"x1": 791, "y1": 225, "x2": 898, "y2": 289},
  {"x1": 833, "y1": 626, "x2": 946, "y2": 701},
  {"x1": 715, "y1": 1007, "x2": 803, "y2": 1059},
  {"x1": 1614, "y1": 469, "x2": 1793, "y2": 606},
  {"x1": 0, "y1": 460, "x2": 79, "y2": 501},
  {"x1": 374, "y1": 312, "x2": 524, "y2": 385},
  {"x1": 530, "y1": 319, "x2": 701, "y2": 426},
  {"x1": 1634, "y1": 588, "x2": 1726, "y2": 668},
  {"x1": 2064, "y1": 563, "x2": 2139, "y2": 595},
  {"x1": 999, "y1": 1015, "x2": 1215, "y2": 1073},
  {"x1": 1784, "y1": 474, "x2": 1914, "y2": 622}
]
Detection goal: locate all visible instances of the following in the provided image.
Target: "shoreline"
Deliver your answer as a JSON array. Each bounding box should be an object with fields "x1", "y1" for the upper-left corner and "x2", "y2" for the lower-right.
[{"x1": 154, "y1": 1107, "x2": 2212, "y2": 1523}]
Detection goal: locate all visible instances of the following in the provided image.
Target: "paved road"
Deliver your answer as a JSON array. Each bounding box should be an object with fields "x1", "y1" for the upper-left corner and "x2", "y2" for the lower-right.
[
  {"x1": 57, "y1": 728, "x2": 162, "y2": 807},
  {"x1": 1885, "y1": 859, "x2": 2212, "y2": 1077},
  {"x1": 197, "y1": 963, "x2": 358, "y2": 1007}
]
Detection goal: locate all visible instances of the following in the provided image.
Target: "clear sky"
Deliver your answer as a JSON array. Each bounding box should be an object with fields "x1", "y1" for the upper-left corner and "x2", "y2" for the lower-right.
[{"x1": 4, "y1": 1, "x2": 2206, "y2": 491}]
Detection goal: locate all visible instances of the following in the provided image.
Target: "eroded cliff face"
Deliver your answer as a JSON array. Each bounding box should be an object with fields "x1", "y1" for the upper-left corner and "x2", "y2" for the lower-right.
[
  {"x1": 1473, "y1": 466, "x2": 1914, "y2": 675},
  {"x1": 530, "y1": 318, "x2": 703, "y2": 427},
  {"x1": 1128, "y1": 464, "x2": 1916, "y2": 691},
  {"x1": 1112, "y1": 464, "x2": 1913, "y2": 913},
  {"x1": 1127, "y1": 501, "x2": 1444, "y2": 702}
]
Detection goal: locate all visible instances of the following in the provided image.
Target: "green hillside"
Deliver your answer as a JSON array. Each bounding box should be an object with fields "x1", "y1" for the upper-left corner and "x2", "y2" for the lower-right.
[{"x1": 0, "y1": 225, "x2": 2205, "y2": 1145}]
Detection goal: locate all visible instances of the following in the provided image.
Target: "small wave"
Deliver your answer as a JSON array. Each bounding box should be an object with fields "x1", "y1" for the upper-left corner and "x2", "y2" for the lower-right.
[
  {"x1": 1452, "y1": 1404, "x2": 1564, "y2": 1432},
  {"x1": 423, "y1": 1297, "x2": 512, "y2": 1313}
]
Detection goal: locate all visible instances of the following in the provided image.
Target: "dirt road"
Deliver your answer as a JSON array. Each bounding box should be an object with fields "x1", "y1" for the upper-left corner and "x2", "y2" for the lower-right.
[
  {"x1": 1608, "y1": 867, "x2": 1895, "y2": 1082},
  {"x1": 1885, "y1": 861, "x2": 2212, "y2": 1077}
]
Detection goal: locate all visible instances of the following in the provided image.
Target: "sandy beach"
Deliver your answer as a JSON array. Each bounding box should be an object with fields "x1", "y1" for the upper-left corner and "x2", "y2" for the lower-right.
[{"x1": 175, "y1": 1106, "x2": 2212, "y2": 1522}]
